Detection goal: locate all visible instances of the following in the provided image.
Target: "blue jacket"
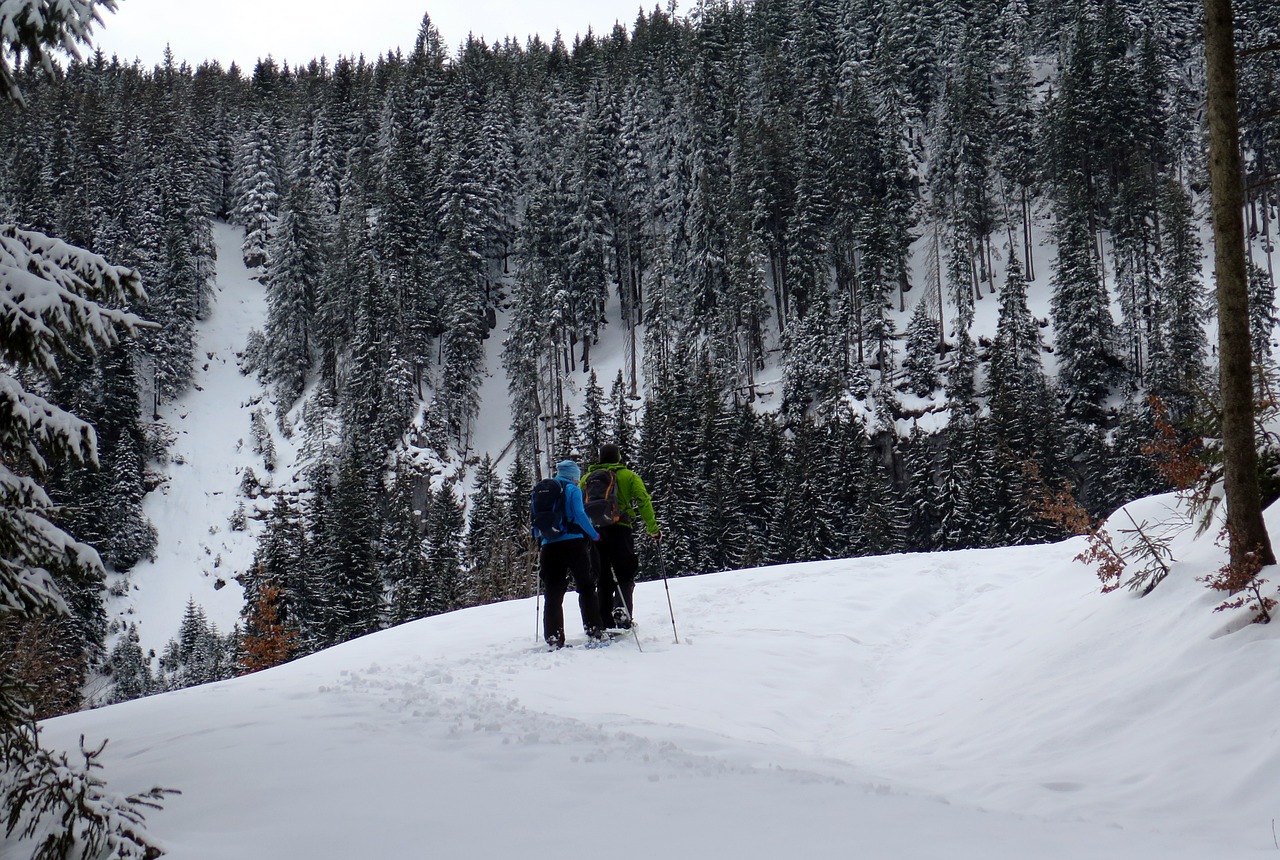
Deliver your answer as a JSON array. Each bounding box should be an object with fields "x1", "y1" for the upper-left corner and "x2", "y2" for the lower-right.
[{"x1": 540, "y1": 478, "x2": 600, "y2": 545}]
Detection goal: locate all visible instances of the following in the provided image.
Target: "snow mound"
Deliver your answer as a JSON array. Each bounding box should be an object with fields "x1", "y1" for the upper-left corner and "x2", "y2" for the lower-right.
[{"x1": 43, "y1": 494, "x2": 1280, "y2": 859}]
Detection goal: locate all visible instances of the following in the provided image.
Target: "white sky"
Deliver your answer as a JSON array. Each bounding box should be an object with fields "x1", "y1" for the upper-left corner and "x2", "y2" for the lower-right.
[{"x1": 90, "y1": 0, "x2": 656, "y2": 70}]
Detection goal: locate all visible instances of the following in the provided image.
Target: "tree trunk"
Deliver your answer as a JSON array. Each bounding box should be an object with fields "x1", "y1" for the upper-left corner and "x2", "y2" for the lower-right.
[
  {"x1": 1204, "y1": 0, "x2": 1276, "y2": 567},
  {"x1": 1023, "y1": 188, "x2": 1035, "y2": 281}
]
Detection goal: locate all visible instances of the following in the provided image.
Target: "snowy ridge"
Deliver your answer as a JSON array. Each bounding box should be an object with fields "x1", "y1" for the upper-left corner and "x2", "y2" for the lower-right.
[{"x1": 45, "y1": 496, "x2": 1280, "y2": 858}]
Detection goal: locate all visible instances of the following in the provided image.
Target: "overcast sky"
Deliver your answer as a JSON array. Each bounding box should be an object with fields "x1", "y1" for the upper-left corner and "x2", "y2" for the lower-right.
[{"x1": 90, "y1": 1, "x2": 654, "y2": 70}]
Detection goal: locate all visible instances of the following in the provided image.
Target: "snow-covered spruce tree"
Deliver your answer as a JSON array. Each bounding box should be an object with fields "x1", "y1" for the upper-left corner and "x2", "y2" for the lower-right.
[
  {"x1": 931, "y1": 19, "x2": 998, "y2": 299},
  {"x1": 496, "y1": 459, "x2": 538, "y2": 601},
  {"x1": 578, "y1": 372, "x2": 609, "y2": 460},
  {"x1": 1048, "y1": 179, "x2": 1119, "y2": 422},
  {"x1": 243, "y1": 493, "x2": 313, "y2": 650},
  {"x1": 123, "y1": 73, "x2": 216, "y2": 407},
  {"x1": 993, "y1": 0, "x2": 1038, "y2": 279},
  {"x1": 435, "y1": 190, "x2": 490, "y2": 444},
  {"x1": 857, "y1": 443, "x2": 908, "y2": 557},
  {"x1": 157, "y1": 599, "x2": 232, "y2": 690},
  {"x1": 425, "y1": 482, "x2": 469, "y2": 613},
  {"x1": 900, "y1": 424, "x2": 941, "y2": 551},
  {"x1": 1148, "y1": 179, "x2": 1208, "y2": 419},
  {"x1": 233, "y1": 110, "x2": 280, "y2": 270},
  {"x1": 902, "y1": 298, "x2": 942, "y2": 398},
  {"x1": 371, "y1": 80, "x2": 434, "y2": 383},
  {"x1": 635, "y1": 365, "x2": 699, "y2": 573},
  {"x1": 0, "y1": 1, "x2": 112, "y2": 107},
  {"x1": 987, "y1": 255, "x2": 1057, "y2": 466},
  {"x1": 463, "y1": 456, "x2": 503, "y2": 605},
  {"x1": 1248, "y1": 261, "x2": 1277, "y2": 376},
  {"x1": 381, "y1": 459, "x2": 430, "y2": 626},
  {"x1": 49, "y1": 344, "x2": 157, "y2": 576},
  {"x1": 105, "y1": 623, "x2": 153, "y2": 704},
  {"x1": 0, "y1": 220, "x2": 172, "y2": 855},
  {"x1": 39, "y1": 343, "x2": 156, "y2": 714},
  {"x1": 608, "y1": 370, "x2": 638, "y2": 457},
  {"x1": 781, "y1": 295, "x2": 845, "y2": 416},
  {"x1": 263, "y1": 181, "x2": 323, "y2": 407},
  {"x1": 316, "y1": 444, "x2": 382, "y2": 645}
]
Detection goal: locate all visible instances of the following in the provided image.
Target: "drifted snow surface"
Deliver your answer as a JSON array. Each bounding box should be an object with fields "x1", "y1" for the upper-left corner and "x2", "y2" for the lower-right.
[{"x1": 40, "y1": 495, "x2": 1280, "y2": 859}]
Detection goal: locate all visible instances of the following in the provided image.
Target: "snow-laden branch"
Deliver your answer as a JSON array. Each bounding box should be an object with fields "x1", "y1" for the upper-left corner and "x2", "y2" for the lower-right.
[
  {"x1": 1, "y1": 223, "x2": 145, "y2": 621},
  {"x1": 0, "y1": 371, "x2": 97, "y2": 471},
  {"x1": 0, "y1": 0, "x2": 116, "y2": 104},
  {"x1": 0, "y1": 224, "x2": 148, "y2": 379}
]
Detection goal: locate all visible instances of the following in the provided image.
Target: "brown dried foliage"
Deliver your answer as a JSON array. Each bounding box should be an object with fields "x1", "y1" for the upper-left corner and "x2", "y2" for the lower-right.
[
  {"x1": 1203, "y1": 535, "x2": 1275, "y2": 623},
  {"x1": 1031, "y1": 473, "x2": 1128, "y2": 592},
  {"x1": 238, "y1": 584, "x2": 299, "y2": 674},
  {"x1": 1140, "y1": 395, "x2": 1206, "y2": 491},
  {"x1": 1078, "y1": 529, "x2": 1128, "y2": 593},
  {"x1": 0, "y1": 615, "x2": 87, "y2": 719}
]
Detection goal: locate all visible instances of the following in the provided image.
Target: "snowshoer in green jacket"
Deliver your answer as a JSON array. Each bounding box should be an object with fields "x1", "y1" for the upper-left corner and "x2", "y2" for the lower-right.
[{"x1": 581, "y1": 443, "x2": 660, "y2": 629}]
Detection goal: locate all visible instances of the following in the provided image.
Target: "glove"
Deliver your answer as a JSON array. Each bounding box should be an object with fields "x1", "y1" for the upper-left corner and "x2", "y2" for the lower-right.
[{"x1": 650, "y1": 529, "x2": 661, "y2": 542}]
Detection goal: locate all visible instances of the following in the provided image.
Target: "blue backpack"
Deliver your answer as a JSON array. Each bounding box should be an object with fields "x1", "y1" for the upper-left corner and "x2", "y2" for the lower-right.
[{"x1": 530, "y1": 478, "x2": 569, "y2": 539}]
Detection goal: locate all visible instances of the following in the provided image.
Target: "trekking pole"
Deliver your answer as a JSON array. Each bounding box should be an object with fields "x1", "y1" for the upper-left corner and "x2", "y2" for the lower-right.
[
  {"x1": 613, "y1": 578, "x2": 643, "y2": 652},
  {"x1": 658, "y1": 544, "x2": 679, "y2": 644},
  {"x1": 530, "y1": 541, "x2": 542, "y2": 643}
]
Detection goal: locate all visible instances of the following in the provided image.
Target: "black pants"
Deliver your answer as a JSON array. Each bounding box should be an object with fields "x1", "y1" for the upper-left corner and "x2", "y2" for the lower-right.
[
  {"x1": 539, "y1": 539, "x2": 602, "y2": 643},
  {"x1": 593, "y1": 524, "x2": 638, "y2": 625}
]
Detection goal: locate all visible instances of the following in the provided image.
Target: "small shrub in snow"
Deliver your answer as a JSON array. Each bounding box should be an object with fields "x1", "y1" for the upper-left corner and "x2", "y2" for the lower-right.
[
  {"x1": 3, "y1": 731, "x2": 176, "y2": 860},
  {"x1": 143, "y1": 423, "x2": 174, "y2": 466},
  {"x1": 229, "y1": 503, "x2": 247, "y2": 532},
  {"x1": 239, "y1": 468, "x2": 262, "y2": 499},
  {"x1": 1108, "y1": 509, "x2": 1186, "y2": 596},
  {"x1": 1034, "y1": 477, "x2": 1179, "y2": 595},
  {"x1": 249, "y1": 409, "x2": 276, "y2": 472},
  {"x1": 1203, "y1": 536, "x2": 1275, "y2": 624}
]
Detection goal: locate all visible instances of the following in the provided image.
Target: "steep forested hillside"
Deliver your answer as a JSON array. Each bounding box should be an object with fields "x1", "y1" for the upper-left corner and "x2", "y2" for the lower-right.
[{"x1": 4, "y1": 0, "x2": 1280, "y2": 707}]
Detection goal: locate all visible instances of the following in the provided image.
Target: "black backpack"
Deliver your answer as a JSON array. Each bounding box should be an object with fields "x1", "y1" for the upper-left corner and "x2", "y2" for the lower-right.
[
  {"x1": 530, "y1": 478, "x2": 569, "y2": 539},
  {"x1": 582, "y1": 468, "x2": 622, "y2": 529}
]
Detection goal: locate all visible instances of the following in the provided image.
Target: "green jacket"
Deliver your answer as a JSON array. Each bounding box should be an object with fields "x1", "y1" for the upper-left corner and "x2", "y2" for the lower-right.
[{"x1": 582, "y1": 462, "x2": 659, "y2": 534}]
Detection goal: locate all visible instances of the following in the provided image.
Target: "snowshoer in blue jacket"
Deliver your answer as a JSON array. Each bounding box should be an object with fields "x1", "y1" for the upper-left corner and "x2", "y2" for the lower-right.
[{"x1": 536, "y1": 460, "x2": 605, "y2": 648}]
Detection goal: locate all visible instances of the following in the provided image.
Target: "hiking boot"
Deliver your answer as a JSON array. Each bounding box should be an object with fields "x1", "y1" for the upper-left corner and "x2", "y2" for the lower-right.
[
  {"x1": 612, "y1": 608, "x2": 631, "y2": 629},
  {"x1": 585, "y1": 627, "x2": 606, "y2": 642},
  {"x1": 546, "y1": 632, "x2": 565, "y2": 649}
]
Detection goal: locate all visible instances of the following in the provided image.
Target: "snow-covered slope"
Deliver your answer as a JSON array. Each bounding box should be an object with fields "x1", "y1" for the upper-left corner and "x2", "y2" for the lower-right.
[
  {"x1": 111, "y1": 223, "x2": 276, "y2": 657},
  {"x1": 45, "y1": 497, "x2": 1280, "y2": 859}
]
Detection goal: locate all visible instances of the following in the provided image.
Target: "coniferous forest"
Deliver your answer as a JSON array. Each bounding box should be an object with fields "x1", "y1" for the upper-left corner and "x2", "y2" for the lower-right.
[{"x1": 7, "y1": 0, "x2": 1280, "y2": 706}]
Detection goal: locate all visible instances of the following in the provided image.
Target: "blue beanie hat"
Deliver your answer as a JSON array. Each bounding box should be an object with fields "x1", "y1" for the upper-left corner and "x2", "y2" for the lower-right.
[{"x1": 556, "y1": 459, "x2": 581, "y2": 481}]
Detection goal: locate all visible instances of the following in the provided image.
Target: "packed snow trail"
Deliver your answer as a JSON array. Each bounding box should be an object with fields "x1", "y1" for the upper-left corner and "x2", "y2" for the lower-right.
[{"x1": 42, "y1": 494, "x2": 1280, "y2": 858}]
